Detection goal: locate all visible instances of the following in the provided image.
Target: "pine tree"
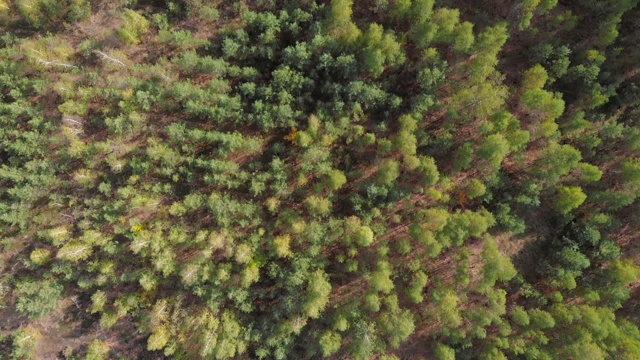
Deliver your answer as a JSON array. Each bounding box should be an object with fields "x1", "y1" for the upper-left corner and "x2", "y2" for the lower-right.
[
  {"x1": 11, "y1": 326, "x2": 40, "y2": 360},
  {"x1": 86, "y1": 339, "x2": 110, "y2": 360},
  {"x1": 319, "y1": 331, "x2": 342, "y2": 356},
  {"x1": 15, "y1": 279, "x2": 63, "y2": 319},
  {"x1": 303, "y1": 270, "x2": 332, "y2": 319},
  {"x1": 554, "y1": 186, "x2": 587, "y2": 214}
]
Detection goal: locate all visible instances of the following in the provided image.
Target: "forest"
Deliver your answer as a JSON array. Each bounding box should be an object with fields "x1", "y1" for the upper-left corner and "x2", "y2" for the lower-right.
[{"x1": 1, "y1": 0, "x2": 640, "y2": 359}]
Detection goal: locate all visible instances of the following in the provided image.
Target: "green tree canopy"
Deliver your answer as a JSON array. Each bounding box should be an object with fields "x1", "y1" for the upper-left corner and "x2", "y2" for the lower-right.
[
  {"x1": 554, "y1": 186, "x2": 587, "y2": 214},
  {"x1": 15, "y1": 280, "x2": 63, "y2": 320}
]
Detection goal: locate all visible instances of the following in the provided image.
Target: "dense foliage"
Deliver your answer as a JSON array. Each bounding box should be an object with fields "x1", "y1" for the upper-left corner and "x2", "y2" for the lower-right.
[{"x1": 1, "y1": 0, "x2": 640, "y2": 359}]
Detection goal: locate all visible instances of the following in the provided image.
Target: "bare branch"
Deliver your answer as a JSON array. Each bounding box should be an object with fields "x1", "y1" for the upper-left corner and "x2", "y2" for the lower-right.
[
  {"x1": 95, "y1": 51, "x2": 127, "y2": 67},
  {"x1": 36, "y1": 58, "x2": 75, "y2": 68},
  {"x1": 64, "y1": 117, "x2": 83, "y2": 126},
  {"x1": 70, "y1": 295, "x2": 81, "y2": 309}
]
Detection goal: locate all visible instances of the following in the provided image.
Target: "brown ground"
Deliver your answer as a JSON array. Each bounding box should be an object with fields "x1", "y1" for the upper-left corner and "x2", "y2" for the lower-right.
[{"x1": 0, "y1": 294, "x2": 159, "y2": 359}]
